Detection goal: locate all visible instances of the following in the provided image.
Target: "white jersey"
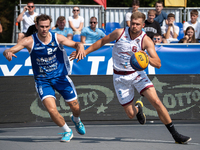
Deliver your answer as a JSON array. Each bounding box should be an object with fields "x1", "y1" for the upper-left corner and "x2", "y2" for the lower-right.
[{"x1": 112, "y1": 27, "x2": 146, "y2": 72}]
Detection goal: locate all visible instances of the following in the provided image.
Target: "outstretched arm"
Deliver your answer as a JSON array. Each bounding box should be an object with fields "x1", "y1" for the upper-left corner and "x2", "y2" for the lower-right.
[
  {"x1": 3, "y1": 36, "x2": 32, "y2": 61},
  {"x1": 57, "y1": 34, "x2": 85, "y2": 61},
  {"x1": 85, "y1": 28, "x2": 123, "y2": 55}
]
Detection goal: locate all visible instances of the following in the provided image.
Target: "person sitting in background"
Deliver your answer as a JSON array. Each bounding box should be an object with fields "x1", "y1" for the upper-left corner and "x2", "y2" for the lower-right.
[
  {"x1": 183, "y1": 9, "x2": 200, "y2": 39},
  {"x1": 52, "y1": 16, "x2": 73, "y2": 40},
  {"x1": 154, "y1": 1, "x2": 168, "y2": 26},
  {"x1": 144, "y1": 10, "x2": 161, "y2": 40},
  {"x1": 178, "y1": 26, "x2": 199, "y2": 43},
  {"x1": 125, "y1": 0, "x2": 140, "y2": 27},
  {"x1": 25, "y1": 16, "x2": 38, "y2": 37},
  {"x1": 68, "y1": 6, "x2": 84, "y2": 35},
  {"x1": 153, "y1": 33, "x2": 167, "y2": 44},
  {"x1": 16, "y1": 1, "x2": 39, "y2": 42},
  {"x1": 161, "y1": 13, "x2": 179, "y2": 43},
  {"x1": 81, "y1": 17, "x2": 106, "y2": 44}
]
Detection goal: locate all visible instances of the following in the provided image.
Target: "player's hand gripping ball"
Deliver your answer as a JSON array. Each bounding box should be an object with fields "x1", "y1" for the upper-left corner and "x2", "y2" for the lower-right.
[{"x1": 130, "y1": 52, "x2": 149, "y2": 71}]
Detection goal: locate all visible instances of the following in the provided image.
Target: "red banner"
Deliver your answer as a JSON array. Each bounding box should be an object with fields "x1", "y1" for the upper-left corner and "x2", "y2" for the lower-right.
[{"x1": 94, "y1": 0, "x2": 107, "y2": 9}]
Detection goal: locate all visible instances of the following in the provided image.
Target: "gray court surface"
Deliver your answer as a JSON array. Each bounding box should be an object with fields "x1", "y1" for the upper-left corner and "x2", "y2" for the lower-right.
[{"x1": 0, "y1": 121, "x2": 199, "y2": 150}]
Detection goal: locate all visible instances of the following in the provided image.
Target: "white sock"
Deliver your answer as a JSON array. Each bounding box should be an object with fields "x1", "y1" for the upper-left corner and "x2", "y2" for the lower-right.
[
  {"x1": 61, "y1": 123, "x2": 71, "y2": 132},
  {"x1": 72, "y1": 115, "x2": 80, "y2": 123}
]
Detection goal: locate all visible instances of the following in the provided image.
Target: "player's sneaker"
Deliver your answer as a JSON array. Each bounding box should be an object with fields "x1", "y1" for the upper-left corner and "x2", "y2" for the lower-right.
[
  {"x1": 59, "y1": 130, "x2": 73, "y2": 142},
  {"x1": 135, "y1": 101, "x2": 146, "y2": 125},
  {"x1": 172, "y1": 132, "x2": 192, "y2": 144},
  {"x1": 70, "y1": 114, "x2": 86, "y2": 135}
]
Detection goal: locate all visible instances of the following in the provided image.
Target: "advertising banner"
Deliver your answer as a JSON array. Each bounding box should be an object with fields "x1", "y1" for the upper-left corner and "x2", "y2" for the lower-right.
[
  {"x1": 0, "y1": 75, "x2": 200, "y2": 123},
  {"x1": 0, "y1": 44, "x2": 200, "y2": 76}
]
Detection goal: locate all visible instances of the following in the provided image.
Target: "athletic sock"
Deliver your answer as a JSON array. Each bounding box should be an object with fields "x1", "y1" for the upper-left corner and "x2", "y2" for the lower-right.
[
  {"x1": 72, "y1": 115, "x2": 80, "y2": 123},
  {"x1": 165, "y1": 122, "x2": 178, "y2": 135},
  {"x1": 61, "y1": 123, "x2": 71, "y2": 132}
]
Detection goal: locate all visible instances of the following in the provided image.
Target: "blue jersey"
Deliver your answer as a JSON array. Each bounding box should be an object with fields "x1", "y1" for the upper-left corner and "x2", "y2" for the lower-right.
[{"x1": 30, "y1": 32, "x2": 70, "y2": 79}]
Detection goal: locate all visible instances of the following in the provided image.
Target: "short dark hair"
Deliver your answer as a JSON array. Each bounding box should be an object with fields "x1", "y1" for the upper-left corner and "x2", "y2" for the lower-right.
[
  {"x1": 132, "y1": 0, "x2": 140, "y2": 6},
  {"x1": 155, "y1": 1, "x2": 163, "y2": 6},
  {"x1": 27, "y1": 1, "x2": 34, "y2": 4},
  {"x1": 131, "y1": 12, "x2": 146, "y2": 22},
  {"x1": 153, "y1": 33, "x2": 162, "y2": 37},
  {"x1": 167, "y1": 13, "x2": 175, "y2": 19},
  {"x1": 90, "y1": 16, "x2": 97, "y2": 21},
  {"x1": 36, "y1": 14, "x2": 52, "y2": 24},
  {"x1": 57, "y1": 16, "x2": 66, "y2": 22},
  {"x1": 191, "y1": 9, "x2": 198, "y2": 16}
]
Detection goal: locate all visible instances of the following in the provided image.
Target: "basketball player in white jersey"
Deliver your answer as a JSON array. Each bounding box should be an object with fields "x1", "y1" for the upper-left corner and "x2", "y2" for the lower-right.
[
  {"x1": 70, "y1": 11, "x2": 191, "y2": 144},
  {"x1": 3, "y1": 14, "x2": 86, "y2": 142}
]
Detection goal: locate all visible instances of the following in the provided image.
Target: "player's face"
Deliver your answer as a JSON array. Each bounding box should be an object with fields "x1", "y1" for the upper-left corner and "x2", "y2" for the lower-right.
[
  {"x1": 186, "y1": 29, "x2": 194, "y2": 38},
  {"x1": 130, "y1": 18, "x2": 144, "y2": 34},
  {"x1": 191, "y1": 14, "x2": 198, "y2": 23},
  {"x1": 155, "y1": 3, "x2": 163, "y2": 13},
  {"x1": 36, "y1": 20, "x2": 51, "y2": 38},
  {"x1": 147, "y1": 13, "x2": 155, "y2": 23}
]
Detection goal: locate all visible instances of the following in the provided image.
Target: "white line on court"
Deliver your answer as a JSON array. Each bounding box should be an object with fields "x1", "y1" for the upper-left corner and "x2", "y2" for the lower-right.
[
  {"x1": 0, "y1": 135, "x2": 199, "y2": 145},
  {"x1": 1, "y1": 123, "x2": 199, "y2": 130}
]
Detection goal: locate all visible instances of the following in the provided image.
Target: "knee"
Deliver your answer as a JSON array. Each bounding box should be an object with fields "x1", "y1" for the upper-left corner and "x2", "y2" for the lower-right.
[
  {"x1": 47, "y1": 107, "x2": 59, "y2": 115},
  {"x1": 152, "y1": 99, "x2": 163, "y2": 109}
]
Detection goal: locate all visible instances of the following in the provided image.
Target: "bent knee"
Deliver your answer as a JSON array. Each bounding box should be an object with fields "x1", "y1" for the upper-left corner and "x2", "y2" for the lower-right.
[{"x1": 152, "y1": 99, "x2": 163, "y2": 108}]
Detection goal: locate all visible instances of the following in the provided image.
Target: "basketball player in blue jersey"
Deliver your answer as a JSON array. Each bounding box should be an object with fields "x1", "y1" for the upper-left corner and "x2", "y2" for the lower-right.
[
  {"x1": 3, "y1": 14, "x2": 86, "y2": 142},
  {"x1": 70, "y1": 12, "x2": 191, "y2": 144}
]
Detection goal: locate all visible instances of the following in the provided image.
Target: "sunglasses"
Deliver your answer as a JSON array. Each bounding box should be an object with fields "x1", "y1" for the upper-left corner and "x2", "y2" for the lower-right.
[
  {"x1": 28, "y1": 6, "x2": 34, "y2": 8},
  {"x1": 90, "y1": 22, "x2": 97, "y2": 24},
  {"x1": 73, "y1": 9, "x2": 79, "y2": 12},
  {"x1": 153, "y1": 38, "x2": 160, "y2": 40}
]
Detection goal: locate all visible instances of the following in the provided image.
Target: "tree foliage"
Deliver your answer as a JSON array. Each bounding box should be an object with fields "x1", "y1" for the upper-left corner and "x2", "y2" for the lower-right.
[{"x1": 0, "y1": 0, "x2": 199, "y2": 43}]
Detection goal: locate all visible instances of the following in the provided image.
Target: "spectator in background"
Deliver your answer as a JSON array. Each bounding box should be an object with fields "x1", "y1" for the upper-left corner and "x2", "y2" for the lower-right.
[
  {"x1": 125, "y1": 0, "x2": 140, "y2": 27},
  {"x1": 25, "y1": 16, "x2": 38, "y2": 37},
  {"x1": 154, "y1": 1, "x2": 168, "y2": 26},
  {"x1": 161, "y1": 13, "x2": 179, "y2": 43},
  {"x1": 0, "y1": 20, "x2": 2, "y2": 33},
  {"x1": 81, "y1": 17, "x2": 106, "y2": 44},
  {"x1": 16, "y1": 1, "x2": 39, "y2": 42},
  {"x1": 178, "y1": 26, "x2": 199, "y2": 43},
  {"x1": 144, "y1": 10, "x2": 161, "y2": 40},
  {"x1": 52, "y1": 16, "x2": 73, "y2": 40},
  {"x1": 183, "y1": 9, "x2": 200, "y2": 39},
  {"x1": 68, "y1": 6, "x2": 84, "y2": 35},
  {"x1": 153, "y1": 33, "x2": 167, "y2": 44}
]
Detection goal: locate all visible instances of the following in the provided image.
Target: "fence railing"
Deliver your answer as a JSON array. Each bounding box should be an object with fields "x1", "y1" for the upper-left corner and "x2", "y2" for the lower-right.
[{"x1": 13, "y1": 4, "x2": 200, "y2": 43}]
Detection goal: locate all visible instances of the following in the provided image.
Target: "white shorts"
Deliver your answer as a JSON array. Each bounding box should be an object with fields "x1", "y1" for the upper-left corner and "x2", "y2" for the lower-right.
[{"x1": 113, "y1": 71, "x2": 153, "y2": 106}]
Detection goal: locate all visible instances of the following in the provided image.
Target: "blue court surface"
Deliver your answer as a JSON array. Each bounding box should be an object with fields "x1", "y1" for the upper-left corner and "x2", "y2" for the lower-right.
[{"x1": 0, "y1": 120, "x2": 199, "y2": 150}]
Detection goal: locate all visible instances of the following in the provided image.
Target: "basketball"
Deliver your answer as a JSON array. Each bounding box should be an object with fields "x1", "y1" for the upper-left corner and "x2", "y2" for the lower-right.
[{"x1": 130, "y1": 52, "x2": 149, "y2": 71}]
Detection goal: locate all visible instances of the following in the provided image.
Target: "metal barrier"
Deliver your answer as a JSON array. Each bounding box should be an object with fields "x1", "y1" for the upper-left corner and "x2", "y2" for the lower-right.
[{"x1": 14, "y1": 4, "x2": 197, "y2": 43}]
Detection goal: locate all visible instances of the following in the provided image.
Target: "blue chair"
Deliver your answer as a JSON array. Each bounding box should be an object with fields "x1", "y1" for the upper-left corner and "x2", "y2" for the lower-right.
[
  {"x1": 105, "y1": 22, "x2": 121, "y2": 35},
  {"x1": 99, "y1": 28, "x2": 106, "y2": 34},
  {"x1": 73, "y1": 34, "x2": 81, "y2": 42},
  {"x1": 174, "y1": 22, "x2": 184, "y2": 40}
]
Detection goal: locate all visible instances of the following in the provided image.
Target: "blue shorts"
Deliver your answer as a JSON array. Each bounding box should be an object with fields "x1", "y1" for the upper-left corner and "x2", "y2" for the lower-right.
[{"x1": 35, "y1": 75, "x2": 77, "y2": 102}]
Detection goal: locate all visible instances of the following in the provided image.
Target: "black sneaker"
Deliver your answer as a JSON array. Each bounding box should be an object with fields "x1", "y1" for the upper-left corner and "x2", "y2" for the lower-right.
[
  {"x1": 172, "y1": 132, "x2": 192, "y2": 144},
  {"x1": 135, "y1": 101, "x2": 146, "y2": 125}
]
